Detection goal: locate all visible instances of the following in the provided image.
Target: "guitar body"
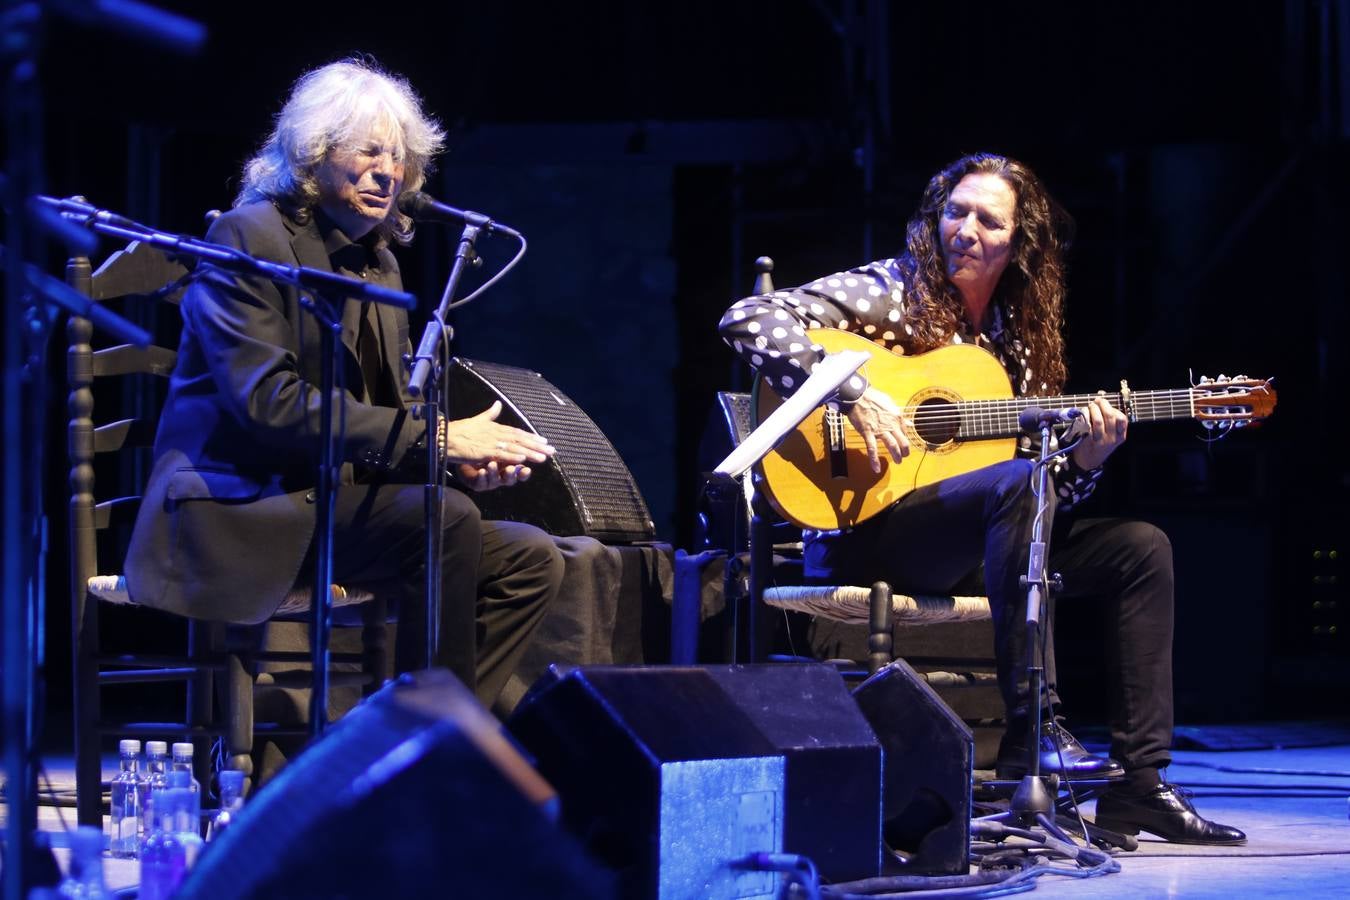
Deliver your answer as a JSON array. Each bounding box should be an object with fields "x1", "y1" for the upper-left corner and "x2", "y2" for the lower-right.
[{"x1": 755, "y1": 331, "x2": 1017, "y2": 531}]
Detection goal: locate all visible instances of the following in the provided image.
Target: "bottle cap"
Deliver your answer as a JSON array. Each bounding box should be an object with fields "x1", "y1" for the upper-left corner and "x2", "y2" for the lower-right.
[
  {"x1": 172, "y1": 741, "x2": 194, "y2": 758},
  {"x1": 146, "y1": 740, "x2": 168, "y2": 756},
  {"x1": 218, "y1": 769, "x2": 245, "y2": 793},
  {"x1": 118, "y1": 739, "x2": 141, "y2": 754}
]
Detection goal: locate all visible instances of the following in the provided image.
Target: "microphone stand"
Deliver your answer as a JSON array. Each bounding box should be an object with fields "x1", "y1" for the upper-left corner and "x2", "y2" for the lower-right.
[
  {"x1": 406, "y1": 222, "x2": 482, "y2": 671},
  {"x1": 2, "y1": 3, "x2": 203, "y2": 894},
  {"x1": 1011, "y1": 417, "x2": 1060, "y2": 823},
  {"x1": 301, "y1": 286, "x2": 343, "y2": 739},
  {"x1": 978, "y1": 415, "x2": 1135, "y2": 854}
]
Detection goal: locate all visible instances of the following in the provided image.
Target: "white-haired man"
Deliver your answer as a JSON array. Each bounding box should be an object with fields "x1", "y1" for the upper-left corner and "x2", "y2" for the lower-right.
[{"x1": 127, "y1": 59, "x2": 562, "y2": 710}]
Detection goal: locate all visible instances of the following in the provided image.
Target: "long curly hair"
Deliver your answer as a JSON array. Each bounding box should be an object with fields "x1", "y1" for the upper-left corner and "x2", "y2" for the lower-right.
[
  {"x1": 900, "y1": 153, "x2": 1073, "y2": 393},
  {"x1": 236, "y1": 57, "x2": 445, "y2": 245}
]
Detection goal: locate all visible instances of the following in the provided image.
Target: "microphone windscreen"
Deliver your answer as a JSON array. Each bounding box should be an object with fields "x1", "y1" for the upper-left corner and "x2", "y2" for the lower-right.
[
  {"x1": 396, "y1": 190, "x2": 430, "y2": 219},
  {"x1": 1018, "y1": 407, "x2": 1046, "y2": 432}
]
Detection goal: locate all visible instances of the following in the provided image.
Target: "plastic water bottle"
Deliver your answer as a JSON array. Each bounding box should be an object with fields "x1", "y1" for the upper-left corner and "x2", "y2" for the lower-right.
[
  {"x1": 138, "y1": 740, "x2": 169, "y2": 845},
  {"x1": 107, "y1": 739, "x2": 142, "y2": 858},
  {"x1": 169, "y1": 742, "x2": 202, "y2": 838},
  {"x1": 140, "y1": 775, "x2": 201, "y2": 900},
  {"x1": 207, "y1": 769, "x2": 246, "y2": 842},
  {"x1": 57, "y1": 825, "x2": 108, "y2": 898}
]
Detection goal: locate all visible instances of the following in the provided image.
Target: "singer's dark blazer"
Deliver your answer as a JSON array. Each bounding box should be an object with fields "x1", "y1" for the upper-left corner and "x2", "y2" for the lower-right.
[{"x1": 125, "y1": 201, "x2": 424, "y2": 624}]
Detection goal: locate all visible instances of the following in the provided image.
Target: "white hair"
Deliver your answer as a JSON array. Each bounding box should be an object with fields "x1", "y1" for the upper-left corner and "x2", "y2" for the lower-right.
[{"x1": 236, "y1": 57, "x2": 445, "y2": 244}]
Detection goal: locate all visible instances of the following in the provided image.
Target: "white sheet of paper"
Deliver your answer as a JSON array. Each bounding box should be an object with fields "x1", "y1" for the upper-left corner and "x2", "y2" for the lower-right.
[{"x1": 713, "y1": 349, "x2": 870, "y2": 479}]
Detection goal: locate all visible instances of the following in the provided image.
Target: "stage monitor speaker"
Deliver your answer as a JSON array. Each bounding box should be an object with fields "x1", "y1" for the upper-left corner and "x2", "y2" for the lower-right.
[
  {"x1": 852, "y1": 658, "x2": 973, "y2": 875},
  {"x1": 703, "y1": 664, "x2": 882, "y2": 882},
  {"x1": 175, "y1": 670, "x2": 610, "y2": 900},
  {"x1": 446, "y1": 358, "x2": 655, "y2": 543},
  {"x1": 509, "y1": 664, "x2": 881, "y2": 895}
]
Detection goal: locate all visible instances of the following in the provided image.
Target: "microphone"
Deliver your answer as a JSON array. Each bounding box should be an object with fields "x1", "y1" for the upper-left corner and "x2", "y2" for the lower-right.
[
  {"x1": 35, "y1": 195, "x2": 141, "y2": 230},
  {"x1": 1017, "y1": 406, "x2": 1083, "y2": 432},
  {"x1": 396, "y1": 191, "x2": 520, "y2": 238}
]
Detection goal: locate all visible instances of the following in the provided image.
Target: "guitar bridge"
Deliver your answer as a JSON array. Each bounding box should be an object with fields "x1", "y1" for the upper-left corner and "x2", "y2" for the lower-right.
[{"x1": 825, "y1": 408, "x2": 848, "y2": 479}]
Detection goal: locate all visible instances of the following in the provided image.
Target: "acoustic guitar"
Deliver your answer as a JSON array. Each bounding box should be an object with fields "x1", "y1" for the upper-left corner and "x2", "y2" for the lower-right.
[{"x1": 753, "y1": 328, "x2": 1276, "y2": 531}]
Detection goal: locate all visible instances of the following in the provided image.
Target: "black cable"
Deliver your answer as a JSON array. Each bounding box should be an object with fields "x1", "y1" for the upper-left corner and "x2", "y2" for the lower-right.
[
  {"x1": 427, "y1": 313, "x2": 454, "y2": 660},
  {"x1": 445, "y1": 232, "x2": 527, "y2": 311}
]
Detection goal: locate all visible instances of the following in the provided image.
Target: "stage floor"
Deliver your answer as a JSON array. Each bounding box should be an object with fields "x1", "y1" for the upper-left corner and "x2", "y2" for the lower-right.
[{"x1": 14, "y1": 739, "x2": 1350, "y2": 897}]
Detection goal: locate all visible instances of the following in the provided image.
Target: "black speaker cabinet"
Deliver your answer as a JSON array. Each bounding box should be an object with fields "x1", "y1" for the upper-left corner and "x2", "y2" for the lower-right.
[
  {"x1": 703, "y1": 664, "x2": 882, "y2": 882},
  {"x1": 176, "y1": 670, "x2": 610, "y2": 899},
  {"x1": 446, "y1": 358, "x2": 655, "y2": 543},
  {"x1": 852, "y1": 658, "x2": 973, "y2": 875},
  {"x1": 509, "y1": 664, "x2": 881, "y2": 894}
]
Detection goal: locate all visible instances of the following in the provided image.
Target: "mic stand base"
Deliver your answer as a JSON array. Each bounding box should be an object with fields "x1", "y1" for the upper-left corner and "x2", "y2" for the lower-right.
[
  {"x1": 975, "y1": 777, "x2": 1140, "y2": 853},
  {"x1": 1010, "y1": 772, "x2": 1056, "y2": 818}
]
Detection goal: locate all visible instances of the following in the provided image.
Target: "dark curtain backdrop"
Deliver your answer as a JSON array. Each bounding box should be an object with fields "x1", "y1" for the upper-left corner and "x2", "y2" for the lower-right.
[{"x1": 27, "y1": 0, "x2": 1349, "y2": 730}]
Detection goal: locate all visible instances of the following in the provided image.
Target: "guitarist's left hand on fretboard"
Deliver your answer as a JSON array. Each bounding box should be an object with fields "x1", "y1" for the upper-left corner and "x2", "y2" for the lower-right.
[{"x1": 1069, "y1": 395, "x2": 1130, "y2": 470}]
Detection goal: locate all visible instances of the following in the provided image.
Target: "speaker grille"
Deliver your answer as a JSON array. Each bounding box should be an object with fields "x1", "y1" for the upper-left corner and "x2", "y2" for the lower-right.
[{"x1": 447, "y1": 359, "x2": 655, "y2": 543}]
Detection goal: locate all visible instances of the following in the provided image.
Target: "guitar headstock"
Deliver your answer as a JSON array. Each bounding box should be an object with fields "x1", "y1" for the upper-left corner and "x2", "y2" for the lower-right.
[{"x1": 1191, "y1": 374, "x2": 1277, "y2": 430}]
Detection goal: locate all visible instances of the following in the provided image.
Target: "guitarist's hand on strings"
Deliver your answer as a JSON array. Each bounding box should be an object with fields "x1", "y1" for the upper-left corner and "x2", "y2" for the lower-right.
[
  {"x1": 848, "y1": 386, "x2": 911, "y2": 474},
  {"x1": 1070, "y1": 393, "x2": 1128, "y2": 470}
]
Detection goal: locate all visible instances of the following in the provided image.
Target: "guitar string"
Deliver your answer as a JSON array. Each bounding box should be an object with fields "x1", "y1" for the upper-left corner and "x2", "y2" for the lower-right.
[
  {"x1": 819, "y1": 387, "x2": 1254, "y2": 445},
  {"x1": 821, "y1": 387, "x2": 1257, "y2": 423}
]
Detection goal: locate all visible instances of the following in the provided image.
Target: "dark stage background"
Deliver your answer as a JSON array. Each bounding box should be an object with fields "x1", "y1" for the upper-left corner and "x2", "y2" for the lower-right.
[{"x1": 23, "y1": 0, "x2": 1349, "y2": 730}]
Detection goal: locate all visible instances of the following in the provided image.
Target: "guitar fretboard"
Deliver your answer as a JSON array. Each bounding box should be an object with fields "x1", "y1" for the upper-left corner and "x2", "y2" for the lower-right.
[{"x1": 911, "y1": 389, "x2": 1198, "y2": 441}]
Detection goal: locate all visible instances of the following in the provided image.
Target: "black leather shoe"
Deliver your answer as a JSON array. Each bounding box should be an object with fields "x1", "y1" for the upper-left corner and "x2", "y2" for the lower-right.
[
  {"x1": 995, "y1": 720, "x2": 1125, "y2": 781},
  {"x1": 1095, "y1": 784, "x2": 1246, "y2": 845}
]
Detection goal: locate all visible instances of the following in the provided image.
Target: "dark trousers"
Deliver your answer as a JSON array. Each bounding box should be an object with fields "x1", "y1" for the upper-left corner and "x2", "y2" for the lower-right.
[
  {"x1": 318, "y1": 482, "x2": 562, "y2": 708},
  {"x1": 806, "y1": 459, "x2": 1174, "y2": 772}
]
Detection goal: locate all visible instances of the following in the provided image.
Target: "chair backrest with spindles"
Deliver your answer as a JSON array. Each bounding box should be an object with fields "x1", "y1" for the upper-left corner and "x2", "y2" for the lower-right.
[{"x1": 66, "y1": 241, "x2": 189, "y2": 826}]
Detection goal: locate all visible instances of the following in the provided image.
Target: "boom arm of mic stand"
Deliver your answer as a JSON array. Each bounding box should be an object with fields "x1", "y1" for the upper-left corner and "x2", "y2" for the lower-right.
[{"x1": 34, "y1": 196, "x2": 417, "y2": 310}]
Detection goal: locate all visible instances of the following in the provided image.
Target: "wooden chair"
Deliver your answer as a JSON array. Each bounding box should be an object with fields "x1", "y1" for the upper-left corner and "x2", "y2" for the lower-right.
[
  {"x1": 66, "y1": 241, "x2": 387, "y2": 828},
  {"x1": 691, "y1": 256, "x2": 1005, "y2": 762}
]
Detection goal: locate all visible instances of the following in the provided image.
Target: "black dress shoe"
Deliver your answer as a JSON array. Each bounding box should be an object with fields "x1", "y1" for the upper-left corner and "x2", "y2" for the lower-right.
[
  {"x1": 1095, "y1": 784, "x2": 1247, "y2": 845},
  {"x1": 995, "y1": 720, "x2": 1125, "y2": 780}
]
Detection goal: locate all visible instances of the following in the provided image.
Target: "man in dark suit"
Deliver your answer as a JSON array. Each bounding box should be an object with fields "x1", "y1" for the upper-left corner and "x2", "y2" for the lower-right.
[{"x1": 126, "y1": 58, "x2": 562, "y2": 708}]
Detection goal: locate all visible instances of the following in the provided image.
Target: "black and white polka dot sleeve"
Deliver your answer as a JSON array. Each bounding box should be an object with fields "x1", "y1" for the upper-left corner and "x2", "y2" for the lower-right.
[
  {"x1": 1052, "y1": 456, "x2": 1103, "y2": 510},
  {"x1": 1016, "y1": 415, "x2": 1103, "y2": 512},
  {"x1": 718, "y1": 259, "x2": 908, "y2": 404}
]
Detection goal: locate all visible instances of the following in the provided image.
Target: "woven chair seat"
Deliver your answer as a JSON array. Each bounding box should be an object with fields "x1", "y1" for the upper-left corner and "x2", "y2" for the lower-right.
[
  {"x1": 763, "y1": 585, "x2": 991, "y2": 625},
  {"x1": 87, "y1": 575, "x2": 376, "y2": 616}
]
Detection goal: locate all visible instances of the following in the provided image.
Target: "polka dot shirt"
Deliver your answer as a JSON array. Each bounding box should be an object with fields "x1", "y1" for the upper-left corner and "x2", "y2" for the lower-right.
[{"x1": 718, "y1": 257, "x2": 1102, "y2": 510}]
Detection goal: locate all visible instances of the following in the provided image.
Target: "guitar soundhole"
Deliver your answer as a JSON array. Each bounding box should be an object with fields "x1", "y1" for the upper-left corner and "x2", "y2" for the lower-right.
[{"x1": 912, "y1": 398, "x2": 960, "y2": 447}]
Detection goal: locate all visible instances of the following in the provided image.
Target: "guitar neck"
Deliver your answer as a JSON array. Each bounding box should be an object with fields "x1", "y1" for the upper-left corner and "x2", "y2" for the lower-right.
[{"x1": 950, "y1": 389, "x2": 1196, "y2": 440}]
